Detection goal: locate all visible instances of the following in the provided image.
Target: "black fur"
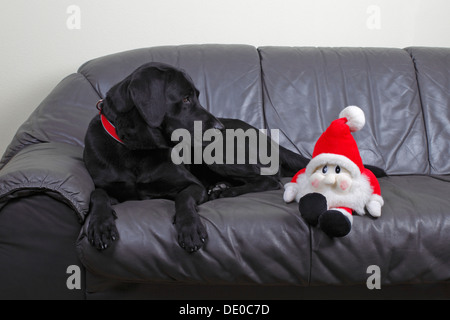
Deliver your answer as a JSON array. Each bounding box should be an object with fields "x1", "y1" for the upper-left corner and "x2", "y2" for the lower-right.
[{"x1": 83, "y1": 62, "x2": 310, "y2": 252}]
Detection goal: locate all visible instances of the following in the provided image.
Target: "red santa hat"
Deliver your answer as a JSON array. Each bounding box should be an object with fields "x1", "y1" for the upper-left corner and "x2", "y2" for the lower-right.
[{"x1": 305, "y1": 106, "x2": 366, "y2": 178}]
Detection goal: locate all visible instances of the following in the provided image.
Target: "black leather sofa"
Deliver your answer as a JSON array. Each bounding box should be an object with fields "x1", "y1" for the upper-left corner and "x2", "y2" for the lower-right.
[{"x1": 1, "y1": 45, "x2": 449, "y2": 299}]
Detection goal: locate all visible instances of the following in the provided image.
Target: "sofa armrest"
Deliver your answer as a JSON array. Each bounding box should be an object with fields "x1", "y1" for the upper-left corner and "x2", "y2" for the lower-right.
[{"x1": 0, "y1": 142, "x2": 94, "y2": 222}]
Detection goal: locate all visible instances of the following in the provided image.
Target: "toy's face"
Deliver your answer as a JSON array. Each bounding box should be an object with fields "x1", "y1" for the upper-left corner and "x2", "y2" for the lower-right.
[{"x1": 309, "y1": 164, "x2": 353, "y2": 193}]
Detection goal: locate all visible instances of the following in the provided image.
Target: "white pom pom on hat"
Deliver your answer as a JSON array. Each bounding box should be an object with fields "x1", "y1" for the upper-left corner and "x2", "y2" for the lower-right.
[{"x1": 339, "y1": 105, "x2": 365, "y2": 132}]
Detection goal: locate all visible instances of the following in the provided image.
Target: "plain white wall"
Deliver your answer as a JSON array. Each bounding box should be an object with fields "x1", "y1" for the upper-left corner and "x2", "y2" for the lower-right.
[{"x1": 1, "y1": 0, "x2": 450, "y2": 156}]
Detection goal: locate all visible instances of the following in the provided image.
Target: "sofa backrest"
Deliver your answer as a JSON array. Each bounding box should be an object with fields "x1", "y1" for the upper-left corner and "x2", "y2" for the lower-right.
[
  {"x1": 2, "y1": 45, "x2": 449, "y2": 177},
  {"x1": 259, "y1": 47, "x2": 430, "y2": 175},
  {"x1": 406, "y1": 47, "x2": 450, "y2": 175}
]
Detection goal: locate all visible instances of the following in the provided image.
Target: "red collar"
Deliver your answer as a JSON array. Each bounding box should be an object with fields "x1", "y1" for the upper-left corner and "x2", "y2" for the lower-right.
[{"x1": 97, "y1": 99, "x2": 124, "y2": 144}]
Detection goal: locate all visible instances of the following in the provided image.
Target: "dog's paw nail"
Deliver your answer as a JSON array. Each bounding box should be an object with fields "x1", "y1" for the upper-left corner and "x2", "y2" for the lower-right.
[{"x1": 201, "y1": 237, "x2": 206, "y2": 243}]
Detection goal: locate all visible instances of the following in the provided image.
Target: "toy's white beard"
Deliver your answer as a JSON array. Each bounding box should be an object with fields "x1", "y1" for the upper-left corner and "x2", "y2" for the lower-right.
[{"x1": 290, "y1": 172, "x2": 374, "y2": 215}]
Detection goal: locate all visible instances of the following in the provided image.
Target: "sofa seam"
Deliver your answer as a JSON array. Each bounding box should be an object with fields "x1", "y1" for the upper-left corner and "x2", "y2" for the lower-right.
[
  {"x1": 403, "y1": 47, "x2": 433, "y2": 175},
  {"x1": 77, "y1": 69, "x2": 103, "y2": 100},
  {"x1": 256, "y1": 47, "x2": 268, "y2": 131}
]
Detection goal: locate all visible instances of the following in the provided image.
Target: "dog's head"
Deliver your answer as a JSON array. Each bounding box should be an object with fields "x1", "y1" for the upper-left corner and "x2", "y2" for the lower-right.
[{"x1": 101, "y1": 62, "x2": 224, "y2": 150}]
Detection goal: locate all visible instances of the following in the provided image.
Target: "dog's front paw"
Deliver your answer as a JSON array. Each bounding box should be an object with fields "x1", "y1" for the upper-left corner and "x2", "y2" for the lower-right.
[
  {"x1": 87, "y1": 209, "x2": 119, "y2": 251},
  {"x1": 207, "y1": 182, "x2": 232, "y2": 200},
  {"x1": 174, "y1": 215, "x2": 208, "y2": 253}
]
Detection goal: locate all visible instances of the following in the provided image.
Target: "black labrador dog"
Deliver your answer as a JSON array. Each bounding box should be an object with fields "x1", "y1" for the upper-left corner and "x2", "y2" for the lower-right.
[{"x1": 84, "y1": 62, "x2": 310, "y2": 253}]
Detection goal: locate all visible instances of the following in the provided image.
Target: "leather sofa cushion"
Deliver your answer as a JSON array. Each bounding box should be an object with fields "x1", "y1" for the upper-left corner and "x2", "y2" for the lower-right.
[
  {"x1": 259, "y1": 47, "x2": 429, "y2": 175},
  {"x1": 310, "y1": 175, "x2": 450, "y2": 286},
  {"x1": 78, "y1": 44, "x2": 265, "y2": 129},
  {"x1": 77, "y1": 175, "x2": 450, "y2": 287},
  {"x1": 77, "y1": 186, "x2": 311, "y2": 286}
]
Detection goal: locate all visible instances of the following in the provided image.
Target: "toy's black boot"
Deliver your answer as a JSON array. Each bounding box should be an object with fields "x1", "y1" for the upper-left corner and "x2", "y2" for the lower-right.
[
  {"x1": 318, "y1": 210, "x2": 352, "y2": 237},
  {"x1": 299, "y1": 193, "x2": 328, "y2": 226}
]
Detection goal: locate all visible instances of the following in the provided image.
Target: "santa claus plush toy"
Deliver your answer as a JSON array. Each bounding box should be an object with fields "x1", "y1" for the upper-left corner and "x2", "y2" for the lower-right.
[{"x1": 283, "y1": 106, "x2": 383, "y2": 237}]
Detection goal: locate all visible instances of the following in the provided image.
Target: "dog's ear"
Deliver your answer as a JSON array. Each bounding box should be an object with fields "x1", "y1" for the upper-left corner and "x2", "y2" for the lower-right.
[
  {"x1": 102, "y1": 78, "x2": 132, "y2": 122},
  {"x1": 128, "y1": 68, "x2": 167, "y2": 128}
]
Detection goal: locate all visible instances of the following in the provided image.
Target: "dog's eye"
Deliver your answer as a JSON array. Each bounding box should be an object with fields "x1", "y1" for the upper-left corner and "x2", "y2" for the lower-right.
[{"x1": 182, "y1": 96, "x2": 191, "y2": 104}]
